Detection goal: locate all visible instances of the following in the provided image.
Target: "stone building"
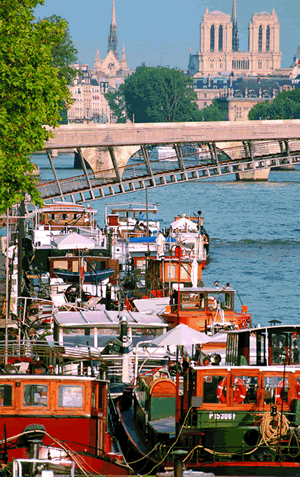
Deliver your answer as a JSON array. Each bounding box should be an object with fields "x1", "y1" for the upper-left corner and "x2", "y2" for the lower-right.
[
  {"x1": 193, "y1": 75, "x2": 295, "y2": 121},
  {"x1": 67, "y1": 65, "x2": 114, "y2": 123},
  {"x1": 68, "y1": 0, "x2": 131, "y2": 123},
  {"x1": 188, "y1": 0, "x2": 282, "y2": 77}
]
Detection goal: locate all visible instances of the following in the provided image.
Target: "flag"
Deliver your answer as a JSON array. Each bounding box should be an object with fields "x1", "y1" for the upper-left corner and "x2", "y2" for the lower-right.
[
  {"x1": 80, "y1": 266, "x2": 84, "y2": 282},
  {"x1": 125, "y1": 295, "x2": 132, "y2": 311}
]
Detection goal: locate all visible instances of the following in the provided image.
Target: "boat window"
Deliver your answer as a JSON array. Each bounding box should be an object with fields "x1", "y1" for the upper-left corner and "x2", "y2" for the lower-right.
[
  {"x1": 92, "y1": 386, "x2": 97, "y2": 409},
  {"x1": 270, "y1": 332, "x2": 288, "y2": 364},
  {"x1": 98, "y1": 386, "x2": 104, "y2": 410},
  {"x1": 203, "y1": 375, "x2": 227, "y2": 404},
  {"x1": 226, "y1": 333, "x2": 239, "y2": 365},
  {"x1": 181, "y1": 292, "x2": 199, "y2": 309},
  {"x1": 23, "y1": 384, "x2": 48, "y2": 406},
  {"x1": 256, "y1": 332, "x2": 266, "y2": 366},
  {"x1": 180, "y1": 264, "x2": 189, "y2": 280},
  {"x1": 135, "y1": 259, "x2": 146, "y2": 270},
  {"x1": 58, "y1": 385, "x2": 83, "y2": 407},
  {"x1": 223, "y1": 292, "x2": 233, "y2": 310},
  {"x1": 264, "y1": 376, "x2": 288, "y2": 405},
  {"x1": 0, "y1": 385, "x2": 12, "y2": 406},
  {"x1": 166, "y1": 264, "x2": 177, "y2": 279},
  {"x1": 291, "y1": 332, "x2": 300, "y2": 363},
  {"x1": 233, "y1": 376, "x2": 258, "y2": 404}
]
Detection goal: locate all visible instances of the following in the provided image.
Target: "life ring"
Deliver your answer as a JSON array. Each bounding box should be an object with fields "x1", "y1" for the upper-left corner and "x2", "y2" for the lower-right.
[
  {"x1": 203, "y1": 235, "x2": 208, "y2": 244},
  {"x1": 275, "y1": 379, "x2": 288, "y2": 405},
  {"x1": 216, "y1": 378, "x2": 227, "y2": 403},
  {"x1": 207, "y1": 296, "x2": 217, "y2": 311},
  {"x1": 233, "y1": 378, "x2": 247, "y2": 404}
]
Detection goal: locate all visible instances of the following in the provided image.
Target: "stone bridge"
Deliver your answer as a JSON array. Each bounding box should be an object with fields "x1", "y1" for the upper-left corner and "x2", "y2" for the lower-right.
[
  {"x1": 35, "y1": 119, "x2": 300, "y2": 204},
  {"x1": 45, "y1": 119, "x2": 300, "y2": 174}
]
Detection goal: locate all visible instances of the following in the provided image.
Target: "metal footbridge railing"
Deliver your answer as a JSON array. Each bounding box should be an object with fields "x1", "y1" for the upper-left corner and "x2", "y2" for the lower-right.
[{"x1": 36, "y1": 137, "x2": 300, "y2": 205}]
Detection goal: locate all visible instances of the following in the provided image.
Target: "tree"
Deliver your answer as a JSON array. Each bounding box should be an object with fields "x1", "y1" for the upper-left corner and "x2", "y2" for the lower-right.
[
  {"x1": 106, "y1": 66, "x2": 200, "y2": 123},
  {"x1": 0, "y1": 0, "x2": 71, "y2": 213},
  {"x1": 105, "y1": 85, "x2": 127, "y2": 123},
  {"x1": 38, "y1": 15, "x2": 78, "y2": 125},
  {"x1": 198, "y1": 100, "x2": 224, "y2": 121},
  {"x1": 37, "y1": 14, "x2": 78, "y2": 86},
  {"x1": 248, "y1": 89, "x2": 300, "y2": 120}
]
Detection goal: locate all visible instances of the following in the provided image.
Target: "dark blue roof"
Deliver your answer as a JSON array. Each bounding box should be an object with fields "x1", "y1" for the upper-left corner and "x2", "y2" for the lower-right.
[{"x1": 129, "y1": 236, "x2": 176, "y2": 243}]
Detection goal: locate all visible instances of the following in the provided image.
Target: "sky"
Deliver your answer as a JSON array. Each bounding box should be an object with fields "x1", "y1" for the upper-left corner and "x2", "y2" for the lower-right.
[{"x1": 34, "y1": 0, "x2": 299, "y2": 72}]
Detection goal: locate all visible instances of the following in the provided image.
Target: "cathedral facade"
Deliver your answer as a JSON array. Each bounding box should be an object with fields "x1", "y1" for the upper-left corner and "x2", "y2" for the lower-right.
[
  {"x1": 93, "y1": 0, "x2": 131, "y2": 81},
  {"x1": 188, "y1": 1, "x2": 281, "y2": 77}
]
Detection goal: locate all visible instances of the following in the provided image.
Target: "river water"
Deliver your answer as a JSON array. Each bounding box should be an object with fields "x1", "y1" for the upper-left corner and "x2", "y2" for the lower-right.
[{"x1": 32, "y1": 153, "x2": 300, "y2": 328}]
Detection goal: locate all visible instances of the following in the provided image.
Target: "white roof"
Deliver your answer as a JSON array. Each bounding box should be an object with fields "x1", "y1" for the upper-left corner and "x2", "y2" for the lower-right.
[{"x1": 54, "y1": 310, "x2": 168, "y2": 329}]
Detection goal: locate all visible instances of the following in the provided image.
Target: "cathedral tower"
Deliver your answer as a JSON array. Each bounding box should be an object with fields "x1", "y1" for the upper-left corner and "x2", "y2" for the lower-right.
[
  {"x1": 232, "y1": 0, "x2": 239, "y2": 52},
  {"x1": 107, "y1": 0, "x2": 119, "y2": 59},
  {"x1": 94, "y1": 49, "x2": 102, "y2": 74}
]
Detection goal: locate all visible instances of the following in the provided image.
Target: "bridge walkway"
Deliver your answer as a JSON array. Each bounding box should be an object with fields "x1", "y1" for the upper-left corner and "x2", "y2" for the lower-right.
[{"x1": 36, "y1": 138, "x2": 300, "y2": 205}]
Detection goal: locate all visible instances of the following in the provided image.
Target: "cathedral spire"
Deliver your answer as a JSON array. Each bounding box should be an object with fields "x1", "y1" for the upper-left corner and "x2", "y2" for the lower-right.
[
  {"x1": 107, "y1": 0, "x2": 119, "y2": 59},
  {"x1": 121, "y1": 43, "x2": 128, "y2": 69},
  {"x1": 112, "y1": 0, "x2": 116, "y2": 24},
  {"x1": 232, "y1": 0, "x2": 239, "y2": 52}
]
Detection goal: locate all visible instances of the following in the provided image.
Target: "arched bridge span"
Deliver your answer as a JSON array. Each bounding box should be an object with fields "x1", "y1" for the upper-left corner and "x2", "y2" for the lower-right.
[{"x1": 36, "y1": 120, "x2": 300, "y2": 205}]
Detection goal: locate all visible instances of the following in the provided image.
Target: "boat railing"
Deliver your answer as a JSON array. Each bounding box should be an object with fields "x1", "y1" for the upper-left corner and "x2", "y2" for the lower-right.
[
  {"x1": 0, "y1": 339, "x2": 108, "y2": 375},
  {"x1": 101, "y1": 354, "x2": 169, "y2": 384},
  {"x1": 13, "y1": 459, "x2": 75, "y2": 477},
  {"x1": 33, "y1": 224, "x2": 106, "y2": 248}
]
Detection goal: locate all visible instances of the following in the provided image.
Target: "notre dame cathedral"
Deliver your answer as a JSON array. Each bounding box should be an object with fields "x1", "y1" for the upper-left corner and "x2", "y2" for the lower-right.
[{"x1": 188, "y1": 0, "x2": 281, "y2": 77}]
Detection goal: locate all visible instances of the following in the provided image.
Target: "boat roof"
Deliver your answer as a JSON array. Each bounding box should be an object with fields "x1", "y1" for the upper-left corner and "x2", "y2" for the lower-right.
[
  {"x1": 191, "y1": 364, "x2": 300, "y2": 372},
  {"x1": 105, "y1": 202, "x2": 158, "y2": 214},
  {"x1": 54, "y1": 309, "x2": 169, "y2": 329},
  {"x1": 35, "y1": 203, "x2": 97, "y2": 214},
  {"x1": 178, "y1": 286, "x2": 236, "y2": 293},
  {"x1": 129, "y1": 236, "x2": 158, "y2": 243},
  {"x1": 227, "y1": 324, "x2": 300, "y2": 334}
]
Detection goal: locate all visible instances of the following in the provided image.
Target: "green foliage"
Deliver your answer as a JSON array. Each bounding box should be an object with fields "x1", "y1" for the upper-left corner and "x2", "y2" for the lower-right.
[
  {"x1": 106, "y1": 66, "x2": 199, "y2": 123},
  {"x1": 197, "y1": 100, "x2": 224, "y2": 122},
  {"x1": 248, "y1": 89, "x2": 300, "y2": 120},
  {"x1": 58, "y1": 108, "x2": 68, "y2": 124},
  {"x1": 105, "y1": 86, "x2": 127, "y2": 123},
  {"x1": 38, "y1": 14, "x2": 78, "y2": 86},
  {"x1": 0, "y1": 0, "x2": 71, "y2": 213}
]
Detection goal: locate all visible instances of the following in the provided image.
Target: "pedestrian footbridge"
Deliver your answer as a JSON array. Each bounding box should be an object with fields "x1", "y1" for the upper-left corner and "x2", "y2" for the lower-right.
[{"x1": 36, "y1": 119, "x2": 300, "y2": 205}]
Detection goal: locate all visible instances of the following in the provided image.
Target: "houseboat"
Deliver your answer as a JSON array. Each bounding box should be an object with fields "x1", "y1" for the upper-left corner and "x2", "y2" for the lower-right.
[
  {"x1": 161, "y1": 283, "x2": 252, "y2": 333},
  {"x1": 28, "y1": 202, "x2": 107, "y2": 273},
  {"x1": 0, "y1": 340, "x2": 132, "y2": 476},
  {"x1": 116, "y1": 323, "x2": 300, "y2": 475}
]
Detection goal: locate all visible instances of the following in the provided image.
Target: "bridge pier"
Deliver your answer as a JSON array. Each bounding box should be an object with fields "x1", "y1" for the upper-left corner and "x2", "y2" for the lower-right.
[
  {"x1": 235, "y1": 169, "x2": 270, "y2": 181},
  {"x1": 74, "y1": 145, "x2": 140, "y2": 177}
]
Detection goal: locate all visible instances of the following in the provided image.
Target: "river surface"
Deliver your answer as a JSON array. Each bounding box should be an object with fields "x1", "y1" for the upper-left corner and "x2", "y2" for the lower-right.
[{"x1": 32, "y1": 153, "x2": 300, "y2": 328}]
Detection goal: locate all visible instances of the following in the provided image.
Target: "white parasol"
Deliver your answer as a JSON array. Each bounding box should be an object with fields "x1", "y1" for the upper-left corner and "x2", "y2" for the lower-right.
[
  {"x1": 170, "y1": 217, "x2": 197, "y2": 231},
  {"x1": 54, "y1": 232, "x2": 95, "y2": 250},
  {"x1": 151, "y1": 323, "x2": 212, "y2": 347},
  {"x1": 191, "y1": 258, "x2": 198, "y2": 288},
  {"x1": 156, "y1": 232, "x2": 166, "y2": 258}
]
